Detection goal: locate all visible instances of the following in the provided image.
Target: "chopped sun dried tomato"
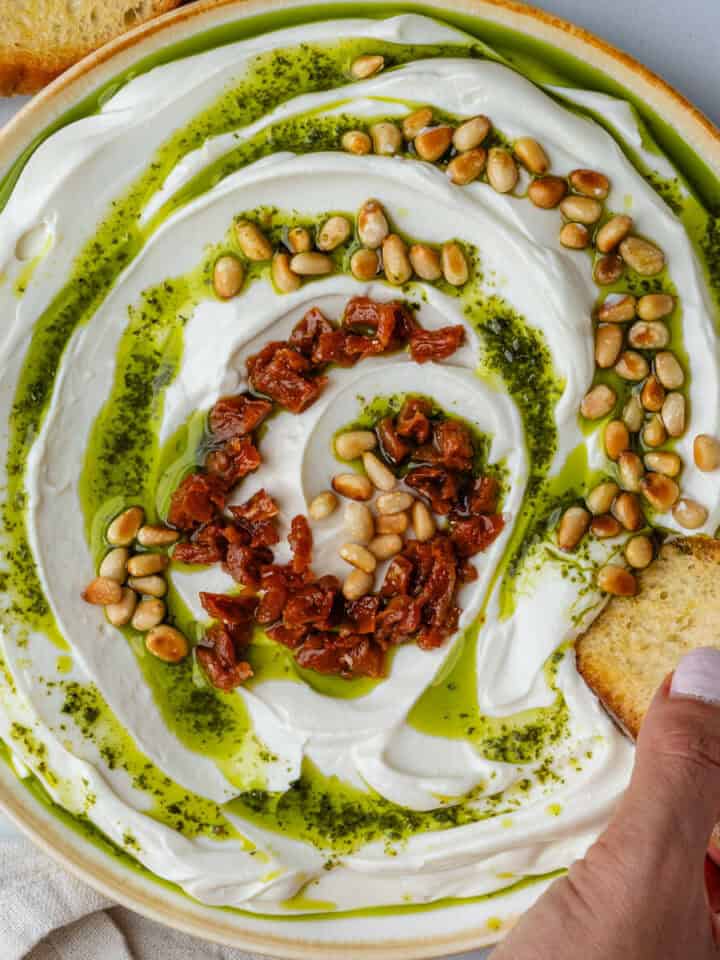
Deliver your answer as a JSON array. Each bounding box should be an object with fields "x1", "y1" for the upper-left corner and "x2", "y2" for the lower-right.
[
  {"x1": 229, "y1": 488, "x2": 279, "y2": 522},
  {"x1": 205, "y1": 436, "x2": 262, "y2": 491},
  {"x1": 421, "y1": 419, "x2": 474, "y2": 472},
  {"x1": 168, "y1": 472, "x2": 227, "y2": 530},
  {"x1": 289, "y1": 307, "x2": 334, "y2": 358},
  {"x1": 224, "y1": 543, "x2": 273, "y2": 590},
  {"x1": 395, "y1": 396, "x2": 432, "y2": 443},
  {"x1": 256, "y1": 569, "x2": 289, "y2": 625},
  {"x1": 288, "y1": 515, "x2": 313, "y2": 574},
  {"x1": 450, "y1": 514, "x2": 504, "y2": 557},
  {"x1": 405, "y1": 465, "x2": 461, "y2": 515},
  {"x1": 343, "y1": 595, "x2": 380, "y2": 635},
  {"x1": 381, "y1": 555, "x2": 414, "y2": 598},
  {"x1": 196, "y1": 622, "x2": 253, "y2": 691},
  {"x1": 311, "y1": 329, "x2": 359, "y2": 367},
  {"x1": 468, "y1": 476, "x2": 500, "y2": 515},
  {"x1": 267, "y1": 623, "x2": 306, "y2": 649},
  {"x1": 208, "y1": 393, "x2": 272, "y2": 441},
  {"x1": 376, "y1": 596, "x2": 422, "y2": 645},
  {"x1": 409, "y1": 324, "x2": 465, "y2": 363},
  {"x1": 284, "y1": 575, "x2": 340, "y2": 629},
  {"x1": 296, "y1": 632, "x2": 385, "y2": 678},
  {"x1": 248, "y1": 341, "x2": 327, "y2": 413},
  {"x1": 199, "y1": 591, "x2": 258, "y2": 624},
  {"x1": 376, "y1": 416, "x2": 410, "y2": 465}
]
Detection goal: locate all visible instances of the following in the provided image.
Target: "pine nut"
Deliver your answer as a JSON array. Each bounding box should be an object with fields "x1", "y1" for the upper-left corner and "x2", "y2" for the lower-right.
[
  {"x1": 528, "y1": 175, "x2": 567, "y2": 209},
  {"x1": 107, "y1": 506, "x2": 144, "y2": 546},
  {"x1": 289, "y1": 252, "x2": 334, "y2": 276},
  {"x1": 127, "y1": 575, "x2": 167, "y2": 598},
  {"x1": 341, "y1": 130, "x2": 372, "y2": 155},
  {"x1": 358, "y1": 199, "x2": 389, "y2": 249},
  {"x1": 370, "y1": 122, "x2": 402, "y2": 156},
  {"x1": 514, "y1": 137, "x2": 549, "y2": 174},
  {"x1": 559, "y1": 196, "x2": 603, "y2": 224},
  {"x1": 213, "y1": 255, "x2": 244, "y2": 299},
  {"x1": 411, "y1": 499, "x2": 435, "y2": 541},
  {"x1": 350, "y1": 248, "x2": 379, "y2": 280},
  {"x1": 309, "y1": 491, "x2": 338, "y2": 520},
  {"x1": 661, "y1": 392, "x2": 685, "y2": 437},
  {"x1": 382, "y1": 234, "x2": 412, "y2": 285},
  {"x1": 486, "y1": 148, "x2": 518, "y2": 194},
  {"x1": 642, "y1": 414, "x2": 667, "y2": 448},
  {"x1": 452, "y1": 115, "x2": 491, "y2": 152},
  {"x1": 342, "y1": 569, "x2": 374, "y2": 600},
  {"x1": 351, "y1": 54, "x2": 384, "y2": 79},
  {"x1": 332, "y1": 473, "x2": 373, "y2": 501},
  {"x1": 235, "y1": 221, "x2": 272, "y2": 261},
  {"x1": 271, "y1": 252, "x2": 301, "y2": 293},
  {"x1": 106, "y1": 587, "x2": 137, "y2": 627},
  {"x1": 344, "y1": 501, "x2": 375, "y2": 543},
  {"x1": 287, "y1": 226, "x2": 312, "y2": 253},
  {"x1": 402, "y1": 107, "x2": 433, "y2": 141},
  {"x1": 340, "y1": 543, "x2": 377, "y2": 573},
  {"x1": 447, "y1": 148, "x2": 486, "y2": 185},
  {"x1": 99, "y1": 547, "x2": 129, "y2": 583},
  {"x1": 580, "y1": 384, "x2": 616, "y2": 420},
  {"x1": 640, "y1": 472, "x2": 679, "y2": 511},
  {"x1": 82, "y1": 576, "x2": 123, "y2": 606},
  {"x1": 127, "y1": 553, "x2": 168, "y2": 577},
  {"x1": 625, "y1": 535, "x2": 653, "y2": 569},
  {"x1": 591, "y1": 514, "x2": 622, "y2": 539},
  {"x1": 377, "y1": 512, "x2": 409, "y2": 535},
  {"x1": 595, "y1": 324, "x2": 623, "y2": 368},
  {"x1": 644, "y1": 451, "x2": 682, "y2": 477},
  {"x1": 694, "y1": 434, "x2": 720, "y2": 472},
  {"x1": 569, "y1": 169, "x2": 610, "y2": 199},
  {"x1": 414, "y1": 125, "x2": 453, "y2": 162},
  {"x1": 672, "y1": 498, "x2": 708, "y2": 530},
  {"x1": 369, "y1": 534, "x2": 403, "y2": 559},
  {"x1": 618, "y1": 451, "x2": 644, "y2": 492},
  {"x1": 335, "y1": 430, "x2": 377, "y2": 460},
  {"x1": 615, "y1": 350, "x2": 649, "y2": 381},
  {"x1": 604, "y1": 420, "x2": 629, "y2": 460},
  {"x1": 596, "y1": 214, "x2": 633, "y2": 253},
  {"x1": 146, "y1": 625, "x2": 188, "y2": 663},
  {"x1": 377, "y1": 491, "x2": 413, "y2": 514},
  {"x1": 317, "y1": 216, "x2": 351, "y2": 251},
  {"x1": 363, "y1": 451, "x2": 396, "y2": 491},
  {"x1": 640, "y1": 375, "x2": 665, "y2": 412},
  {"x1": 612, "y1": 491, "x2": 643, "y2": 531},
  {"x1": 619, "y1": 236, "x2": 665, "y2": 276},
  {"x1": 441, "y1": 242, "x2": 469, "y2": 286},
  {"x1": 409, "y1": 244, "x2": 442, "y2": 281},
  {"x1": 655, "y1": 351, "x2": 684, "y2": 389},
  {"x1": 586, "y1": 481, "x2": 619, "y2": 515},
  {"x1": 628, "y1": 320, "x2": 669, "y2": 350},
  {"x1": 637, "y1": 293, "x2": 674, "y2": 321},
  {"x1": 131, "y1": 597, "x2": 165, "y2": 632},
  {"x1": 598, "y1": 294, "x2": 636, "y2": 323},
  {"x1": 557, "y1": 506, "x2": 591, "y2": 551},
  {"x1": 560, "y1": 223, "x2": 590, "y2": 249},
  {"x1": 622, "y1": 394, "x2": 644, "y2": 433},
  {"x1": 594, "y1": 254, "x2": 624, "y2": 285},
  {"x1": 137, "y1": 525, "x2": 179, "y2": 547},
  {"x1": 597, "y1": 564, "x2": 637, "y2": 596}
]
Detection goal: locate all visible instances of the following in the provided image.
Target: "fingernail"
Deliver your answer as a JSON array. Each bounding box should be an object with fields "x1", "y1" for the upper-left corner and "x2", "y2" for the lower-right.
[{"x1": 670, "y1": 647, "x2": 720, "y2": 704}]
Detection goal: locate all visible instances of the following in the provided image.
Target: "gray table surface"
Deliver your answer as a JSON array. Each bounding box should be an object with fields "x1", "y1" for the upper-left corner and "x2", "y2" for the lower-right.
[{"x1": 0, "y1": 1, "x2": 717, "y2": 954}]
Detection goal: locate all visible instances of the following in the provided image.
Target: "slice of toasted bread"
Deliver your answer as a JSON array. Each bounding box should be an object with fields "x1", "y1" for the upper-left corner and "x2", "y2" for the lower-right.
[
  {"x1": 577, "y1": 537, "x2": 720, "y2": 739},
  {"x1": 0, "y1": 0, "x2": 182, "y2": 95}
]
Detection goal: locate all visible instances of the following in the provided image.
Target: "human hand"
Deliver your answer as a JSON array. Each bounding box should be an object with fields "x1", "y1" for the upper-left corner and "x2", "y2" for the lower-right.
[{"x1": 493, "y1": 647, "x2": 720, "y2": 959}]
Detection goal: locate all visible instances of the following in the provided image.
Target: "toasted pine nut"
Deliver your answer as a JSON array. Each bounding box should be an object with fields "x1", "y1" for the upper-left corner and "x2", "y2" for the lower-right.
[
  {"x1": 595, "y1": 324, "x2": 623, "y2": 368},
  {"x1": 382, "y1": 234, "x2": 412, "y2": 285},
  {"x1": 414, "y1": 125, "x2": 453, "y2": 162},
  {"x1": 560, "y1": 223, "x2": 590, "y2": 249},
  {"x1": 271, "y1": 252, "x2": 301, "y2": 293},
  {"x1": 106, "y1": 587, "x2": 137, "y2": 627},
  {"x1": 615, "y1": 350, "x2": 649, "y2": 382},
  {"x1": 604, "y1": 420, "x2": 629, "y2": 460},
  {"x1": 441, "y1": 242, "x2": 469, "y2": 286},
  {"x1": 673, "y1": 498, "x2": 708, "y2": 530},
  {"x1": 411, "y1": 500, "x2": 435, "y2": 541},
  {"x1": 341, "y1": 130, "x2": 372, "y2": 155},
  {"x1": 640, "y1": 472, "x2": 679, "y2": 511},
  {"x1": 127, "y1": 553, "x2": 168, "y2": 577},
  {"x1": 351, "y1": 54, "x2": 384, "y2": 79},
  {"x1": 287, "y1": 226, "x2": 312, "y2": 253},
  {"x1": 694, "y1": 434, "x2": 720, "y2": 472},
  {"x1": 625, "y1": 535, "x2": 653, "y2": 569},
  {"x1": 377, "y1": 491, "x2": 413, "y2": 514},
  {"x1": 146, "y1": 625, "x2": 188, "y2": 663},
  {"x1": 643, "y1": 414, "x2": 667, "y2": 449},
  {"x1": 402, "y1": 107, "x2": 433, "y2": 141},
  {"x1": 640, "y1": 375, "x2": 665, "y2": 412},
  {"x1": 131, "y1": 597, "x2": 165, "y2": 632},
  {"x1": 594, "y1": 254, "x2": 624, "y2": 285},
  {"x1": 235, "y1": 220, "x2": 272, "y2": 261},
  {"x1": 107, "y1": 506, "x2": 144, "y2": 546},
  {"x1": 447, "y1": 148, "x2": 486, "y2": 185},
  {"x1": 644, "y1": 451, "x2": 682, "y2": 477},
  {"x1": 661, "y1": 392, "x2": 685, "y2": 438},
  {"x1": 528, "y1": 175, "x2": 567, "y2": 209},
  {"x1": 598, "y1": 294, "x2": 636, "y2": 323},
  {"x1": 580, "y1": 384, "x2": 616, "y2": 420},
  {"x1": 486, "y1": 148, "x2": 518, "y2": 193},
  {"x1": 289, "y1": 252, "x2": 334, "y2": 276},
  {"x1": 514, "y1": 137, "x2": 549, "y2": 174},
  {"x1": 612, "y1": 491, "x2": 643, "y2": 530},
  {"x1": 363, "y1": 451, "x2": 396, "y2": 491},
  {"x1": 369, "y1": 534, "x2": 403, "y2": 559},
  {"x1": 309, "y1": 491, "x2": 338, "y2": 520},
  {"x1": 340, "y1": 543, "x2": 377, "y2": 573},
  {"x1": 99, "y1": 547, "x2": 129, "y2": 583},
  {"x1": 569, "y1": 169, "x2": 610, "y2": 199},
  {"x1": 409, "y1": 244, "x2": 442, "y2": 281},
  {"x1": 591, "y1": 514, "x2": 622, "y2": 539},
  {"x1": 350, "y1": 247, "x2": 379, "y2": 280},
  {"x1": 557, "y1": 506, "x2": 591, "y2": 551},
  {"x1": 213, "y1": 255, "x2": 244, "y2": 299},
  {"x1": 596, "y1": 214, "x2": 633, "y2": 253},
  {"x1": 655, "y1": 351, "x2": 684, "y2": 389},
  {"x1": 138, "y1": 525, "x2": 179, "y2": 547},
  {"x1": 618, "y1": 451, "x2": 644, "y2": 492},
  {"x1": 344, "y1": 501, "x2": 375, "y2": 544},
  {"x1": 597, "y1": 564, "x2": 637, "y2": 596},
  {"x1": 559, "y1": 196, "x2": 603, "y2": 224},
  {"x1": 342, "y1": 569, "x2": 374, "y2": 600},
  {"x1": 317, "y1": 216, "x2": 351, "y2": 251},
  {"x1": 358, "y1": 199, "x2": 389, "y2": 249},
  {"x1": 637, "y1": 293, "x2": 674, "y2": 321},
  {"x1": 628, "y1": 320, "x2": 669, "y2": 350},
  {"x1": 370, "y1": 122, "x2": 402, "y2": 156},
  {"x1": 377, "y1": 512, "x2": 409, "y2": 535},
  {"x1": 332, "y1": 473, "x2": 373, "y2": 501},
  {"x1": 127, "y1": 575, "x2": 167, "y2": 598},
  {"x1": 622, "y1": 394, "x2": 644, "y2": 433},
  {"x1": 619, "y1": 236, "x2": 665, "y2": 276},
  {"x1": 82, "y1": 576, "x2": 123, "y2": 606},
  {"x1": 586, "y1": 481, "x2": 619, "y2": 515},
  {"x1": 453, "y1": 115, "x2": 491, "y2": 152},
  {"x1": 335, "y1": 430, "x2": 377, "y2": 460}
]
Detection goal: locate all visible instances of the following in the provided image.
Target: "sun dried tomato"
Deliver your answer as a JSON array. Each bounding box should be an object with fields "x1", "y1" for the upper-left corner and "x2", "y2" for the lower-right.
[
  {"x1": 376, "y1": 596, "x2": 422, "y2": 645},
  {"x1": 295, "y1": 633, "x2": 385, "y2": 678},
  {"x1": 395, "y1": 396, "x2": 432, "y2": 443},
  {"x1": 416, "y1": 626, "x2": 450, "y2": 650},
  {"x1": 196, "y1": 623, "x2": 253, "y2": 691},
  {"x1": 284, "y1": 575, "x2": 340, "y2": 629},
  {"x1": 405, "y1": 465, "x2": 461, "y2": 515},
  {"x1": 199, "y1": 591, "x2": 258, "y2": 624},
  {"x1": 248, "y1": 341, "x2": 327, "y2": 413},
  {"x1": 168, "y1": 472, "x2": 227, "y2": 530},
  {"x1": 266, "y1": 623, "x2": 306, "y2": 649},
  {"x1": 256, "y1": 570, "x2": 289, "y2": 625},
  {"x1": 468, "y1": 476, "x2": 500, "y2": 515},
  {"x1": 205, "y1": 436, "x2": 262, "y2": 491},
  {"x1": 173, "y1": 519, "x2": 244, "y2": 564},
  {"x1": 423, "y1": 420, "x2": 474, "y2": 472},
  {"x1": 380, "y1": 555, "x2": 414, "y2": 598},
  {"x1": 311, "y1": 329, "x2": 359, "y2": 367},
  {"x1": 208, "y1": 393, "x2": 272, "y2": 441},
  {"x1": 229, "y1": 489, "x2": 279, "y2": 521},
  {"x1": 342, "y1": 297, "x2": 415, "y2": 355},
  {"x1": 289, "y1": 307, "x2": 334, "y2": 358},
  {"x1": 415, "y1": 537, "x2": 458, "y2": 627},
  {"x1": 450, "y1": 514, "x2": 504, "y2": 557},
  {"x1": 409, "y1": 324, "x2": 465, "y2": 363},
  {"x1": 173, "y1": 541, "x2": 224, "y2": 565},
  {"x1": 343, "y1": 595, "x2": 380, "y2": 634},
  {"x1": 224, "y1": 543, "x2": 273, "y2": 590},
  {"x1": 288, "y1": 515, "x2": 313, "y2": 574},
  {"x1": 376, "y1": 417, "x2": 410, "y2": 465}
]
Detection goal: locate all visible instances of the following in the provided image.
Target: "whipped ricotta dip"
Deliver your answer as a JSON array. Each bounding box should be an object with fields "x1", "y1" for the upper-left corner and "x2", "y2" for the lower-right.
[{"x1": 0, "y1": 9, "x2": 719, "y2": 933}]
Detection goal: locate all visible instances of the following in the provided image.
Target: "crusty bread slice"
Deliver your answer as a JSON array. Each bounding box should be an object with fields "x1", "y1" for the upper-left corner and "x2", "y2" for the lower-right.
[
  {"x1": 577, "y1": 537, "x2": 720, "y2": 739},
  {"x1": 0, "y1": 0, "x2": 182, "y2": 95}
]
